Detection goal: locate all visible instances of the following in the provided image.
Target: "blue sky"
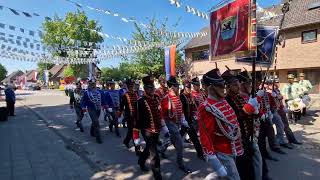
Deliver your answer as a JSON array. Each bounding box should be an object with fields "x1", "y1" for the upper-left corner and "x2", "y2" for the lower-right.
[{"x1": 0, "y1": 0, "x2": 280, "y2": 74}]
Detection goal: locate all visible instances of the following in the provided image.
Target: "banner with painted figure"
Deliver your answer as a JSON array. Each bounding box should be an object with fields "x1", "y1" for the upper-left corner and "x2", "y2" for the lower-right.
[
  {"x1": 210, "y1": 0, "x2": 251, "y2": 57},
  {"x1": 236, "y1": 26, "x2": 278, "y2": 64},
  {"x1": 164, "y1": 45, "x2": 176, "y2": 80}
]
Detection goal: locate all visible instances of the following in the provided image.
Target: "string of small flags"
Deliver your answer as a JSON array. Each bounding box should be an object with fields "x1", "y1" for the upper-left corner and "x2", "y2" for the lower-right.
[
  {"x1": 168, "y1": 0, "x2": 209, "y2": 20},
  {"x1": 0, "y1": 36, "x2": 189, "y2": 64},
  {"x1": 1, "y1": 5, "x2": 204, "y2": 44},
  {"x1": 65, "y1": 0, "x2": 206, "y2": 39},
  {"x1": 0, "y1": 4, "x2": 43, "y2": 18},
  {"x1": 65, "y1": 0, "x2": 149, "y2": 28},
  {"x1": 0, "y1": 21, "x2": 201, "y2": 53},
  {"x1": 257, "y1": 3, "x2": 283, "y2": 22}
]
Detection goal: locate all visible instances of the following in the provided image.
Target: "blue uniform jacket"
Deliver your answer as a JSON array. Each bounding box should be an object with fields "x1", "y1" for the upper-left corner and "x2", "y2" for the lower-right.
[
  {"x1": 105, "y1": 89, "x2": 121, "y2": 109},
  {"x1": 80, "y1": 89, "x2": 106, "y2": 110}
]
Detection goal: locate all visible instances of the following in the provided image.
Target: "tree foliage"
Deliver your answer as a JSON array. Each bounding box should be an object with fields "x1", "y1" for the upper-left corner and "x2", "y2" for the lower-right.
[
  {"x1": 42, "y1": 10, "x2": 103, "y2": 79},
  {"x1": 0, "y1": 63, "x2": 7, "y2": 81},
  {"x1": 63, "y1": 65, "x2": 74, "y2": 77},
  {"x1": 101, "y1": 62, "x2": 139, "y2": 82},
  {"x1": 119, "y1": 18, "x2": 184, "y2": 78},
  {"x1": 37, "y1": 63, "x2": 54, "y2": 81}
]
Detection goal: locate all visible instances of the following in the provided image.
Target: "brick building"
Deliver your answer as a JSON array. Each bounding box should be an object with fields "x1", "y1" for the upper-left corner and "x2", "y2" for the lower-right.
[{"x1": 184, "y1": 0, "x2": 320, "y2": 93}]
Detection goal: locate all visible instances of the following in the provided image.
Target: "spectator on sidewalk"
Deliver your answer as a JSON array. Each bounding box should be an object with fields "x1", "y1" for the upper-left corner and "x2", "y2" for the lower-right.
[{"x1": 5, "y1": 84, "x2": 16, "y2": 116}]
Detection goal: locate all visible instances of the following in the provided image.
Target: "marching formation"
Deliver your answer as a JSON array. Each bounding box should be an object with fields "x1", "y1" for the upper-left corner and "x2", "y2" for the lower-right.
[{"x1": 67, "y1": 69, "x2": 312, "y2": 180}]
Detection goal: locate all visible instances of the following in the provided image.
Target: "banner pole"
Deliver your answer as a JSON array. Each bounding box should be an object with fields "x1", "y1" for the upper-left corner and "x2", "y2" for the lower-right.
[
  {"x1": 272, "y1": 0, "x2": 292, "y2": 90},
  {"x1": 251, "y1": 0, "x2": 257, "y2": 144}
]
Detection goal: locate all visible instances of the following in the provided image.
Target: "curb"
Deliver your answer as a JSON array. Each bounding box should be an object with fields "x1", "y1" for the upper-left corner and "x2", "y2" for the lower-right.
[{"x1": 21, "y1": 102, "x2": 103, "y2": 173}]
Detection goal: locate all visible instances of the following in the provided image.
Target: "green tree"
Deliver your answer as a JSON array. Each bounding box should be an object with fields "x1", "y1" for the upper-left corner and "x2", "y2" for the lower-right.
[
  {"x1": 0, "y1": 63, "x2": 7, "y2": 81},
  {"x1": 37, "y1": 63, "x2": 54, "y2": 81},
  {"x1": 42, "y1": 10, "x2": 103, "y2": 78},
  {"x1": 63, "y1": 65, "x2": 74, "y2": 77},
  {"x1": 124, "y1": 17, "x2": 184, "y2": 77}
]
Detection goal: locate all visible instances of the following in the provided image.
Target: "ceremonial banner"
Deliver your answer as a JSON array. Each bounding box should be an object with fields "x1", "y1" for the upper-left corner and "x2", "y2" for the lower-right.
[
  {"x1": 164, "y1": 45, "x2": 177, "y2": 80},
  {"x1": 236, "y1": 26, "x2": 277, "y2": 64},
  {"x1": 210, "y1": 0, "x2": 251, "y2": 57},
  {"x1": 169, "y1": 45, "x2": 176, "y2": 77}
]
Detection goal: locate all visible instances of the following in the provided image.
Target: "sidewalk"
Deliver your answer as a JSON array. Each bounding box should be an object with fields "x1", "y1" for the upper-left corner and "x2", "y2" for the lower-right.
[{"x1": 0, "y1": 103, "x2": 95, "y2": 180}]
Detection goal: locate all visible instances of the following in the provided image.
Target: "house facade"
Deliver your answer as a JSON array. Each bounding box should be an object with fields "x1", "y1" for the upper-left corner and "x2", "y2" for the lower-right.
[{"x1": 185, "y1": 0, "x2": 320, "y2": 93}]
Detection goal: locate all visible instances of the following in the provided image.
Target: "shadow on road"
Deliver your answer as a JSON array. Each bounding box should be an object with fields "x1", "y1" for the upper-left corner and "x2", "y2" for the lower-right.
[{"x1": 17, "y1": 101, "x2": 320, "y2": 180}]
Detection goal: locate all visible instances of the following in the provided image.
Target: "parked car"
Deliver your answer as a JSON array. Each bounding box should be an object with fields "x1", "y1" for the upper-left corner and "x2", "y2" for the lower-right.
[{"x1": 23, "y1": 83, "x2": 41, "y2": 91}]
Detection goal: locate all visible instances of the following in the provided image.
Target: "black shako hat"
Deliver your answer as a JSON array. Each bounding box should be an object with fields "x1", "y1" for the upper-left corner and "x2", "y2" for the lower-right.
[
  {"x1": 255, "y1": 71, "x2": 263, "y2": 82},
  {"x1": 125, "y1": 78, "x2": 135, "y2": 86},
  {"x1": 107, "y1": 79, "x2": 116, "y2": 84},
  {"x1": 203, "y1": 69, "x2": 225, "y2": 86},
  {"x1": 238, "y1": 70, "x2": 252, "y2": 83},
  {"x1": 142, "y1": 75, "x2": 155, "y2": 88},
  {"x1": 221, "y1": 69, "x2": 239, "y2": 84},
  {"x1": 191, "y1": 77, "x2": 200, "y2": 86},
  {"x1": 183, "y1": 79, "x2": 191, "y2": 88},
  {"x1": 167, "y1": 76, "x2": 180, "y2": 88}
]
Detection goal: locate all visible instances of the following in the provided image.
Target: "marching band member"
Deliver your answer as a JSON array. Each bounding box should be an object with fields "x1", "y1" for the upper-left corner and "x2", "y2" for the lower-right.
[
  {"x1": 155, "y1": 76, "x2": 169, "y2": 100},
  {"x1": 70, "y1": 82, "x2": 84, "y2": 132},
  {"x1": 198, "y1": 69, "x2": 243, "y2": 180},
  {"x1": 161, "y1": 76, "x2": 191, "y2": 173},
  {"x1": 133, "y1": 75, "x2": 167, "y2": 180},
  {"x1": 81, "y1": 81, "x2": 106, "y2": 144},
  {"x1": 106, "y1": 79, "x2": 121, "y2": 137},
  {"x1": 222, "y1": 69, "x2": 261, "y2": 180},
  {"x1": 299, "y1": 73, "x2": 312, "y2": 116},
  {"x1": 120, "y1": 79, "x2": 141, "y2": 155},
  {"x1": 180, "y1": 79, "x2": 204, "y2": 160}
]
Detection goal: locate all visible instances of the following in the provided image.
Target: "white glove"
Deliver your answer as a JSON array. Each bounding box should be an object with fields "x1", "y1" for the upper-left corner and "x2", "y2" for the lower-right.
[
  {"x1": 207, "y1": 154, "x2": 228, "y2": 177},
  {"x1": 256, "y1": 90, "x2": 265, "y2": 97},
  {"x1": 134, "y1": 138, "x2": 140, "y2": 146},
  {"x1": 248, "y1": 97, "x2": 259, "y2": 107},
  {"x1": 271, "y1": 91, "x2": 277, "y2": 97},
  {"x1": 181, "y1": 117, "x2": 189, "y2": 128},
  {"x1": 107, "y1": 108, "x2": 113, "y2": 112}
]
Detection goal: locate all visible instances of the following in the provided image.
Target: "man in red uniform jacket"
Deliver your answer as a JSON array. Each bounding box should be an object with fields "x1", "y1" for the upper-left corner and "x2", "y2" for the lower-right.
[
  {"x1": 155, "y1": 76, "x2": 168, "y2": 101},
  {"x1": 197, "y1": 69, "x2": 243, "y2": 180},
  {"x1": 120, "y1": 79, "x2": 141, "y2": 155},
  {"x1": 133, "y1": 75, "x2": 169, "y2": 180},
  {"x1": 161, "y1": 76, "x2": 191, "y2": 174}
]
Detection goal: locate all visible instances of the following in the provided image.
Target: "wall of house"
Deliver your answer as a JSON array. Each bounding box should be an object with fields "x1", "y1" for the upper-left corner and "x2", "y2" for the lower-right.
[{"x1": 277, "y1": 23, "x2": 320, "y2": 69}]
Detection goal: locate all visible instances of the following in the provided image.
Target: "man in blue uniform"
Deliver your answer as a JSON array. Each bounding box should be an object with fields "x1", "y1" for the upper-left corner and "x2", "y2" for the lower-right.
[
  {"x1": 81, "y1": 81, "x2": 106, "y2": 144},
  {"x1": 106, "y1": 79, "x2": 121, "y2": 137}
]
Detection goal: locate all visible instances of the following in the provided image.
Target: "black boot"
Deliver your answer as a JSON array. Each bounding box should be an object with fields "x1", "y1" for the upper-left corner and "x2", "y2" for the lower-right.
[
  {"x1": 152, "y1": 169, "x2": 162, "y2": 180},
  {"x1": 76, "y1": 122, "x2": 84, "y2": 132},
  {"x1": 178, "y1": 165, "x2": 191, "y2": 174},
  {"x1": 135, "y1": 146, "x2": 142, "y2": 156},
  {"x1": 138, "y1": 163, "x2": 149, "y2": 172},
  {"x1": 109, "y1": 125, "x2": 113, "y2": 133},
  {"x1": 90, "y1": 126, "x2": 95, "y2": 137},
  {"x1": 96, "y1": 136, "x2": 103, "y2": 144}
]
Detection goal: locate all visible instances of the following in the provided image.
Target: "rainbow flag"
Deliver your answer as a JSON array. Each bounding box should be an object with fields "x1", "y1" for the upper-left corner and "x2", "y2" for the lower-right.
[{"x1": 164, "y1": 45, "x2": 176, "y2": 80}]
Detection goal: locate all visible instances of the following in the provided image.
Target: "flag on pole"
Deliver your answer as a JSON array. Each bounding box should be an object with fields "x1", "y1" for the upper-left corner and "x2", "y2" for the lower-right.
[
  {"x1": 164, "y1": 45, "x2": 177, "y2": 80},
  {"x1": 210, "y1": 0, "x2": 251, "y2": 57}
]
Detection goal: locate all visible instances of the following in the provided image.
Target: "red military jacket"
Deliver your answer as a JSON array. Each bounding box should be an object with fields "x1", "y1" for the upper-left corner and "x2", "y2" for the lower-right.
[
  {"x1": 120, "y1": 91, "x2": 139, "y2": 118},
  {"x1": 192, "y1": 89, "x2": 206, "y2": 110},
  {"x1": 161, "y1": 89, "x2": 184, "y2": 124},
  {"x1": 197, "y1": 97, "x2": 243, "y2": 157},
  {"x1": 155, "y1": 86, "x2": 168, "y2": 100}
]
